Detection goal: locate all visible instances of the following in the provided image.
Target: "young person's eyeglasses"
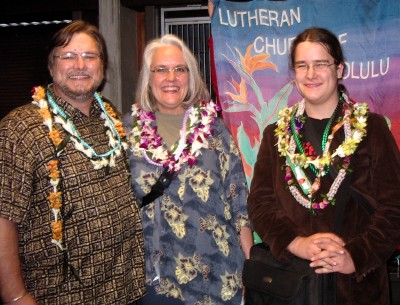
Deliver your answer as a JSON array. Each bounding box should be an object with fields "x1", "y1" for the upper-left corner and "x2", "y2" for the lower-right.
[{"x1": 293, "y1": 62, "x2": 336, "y2": 73}]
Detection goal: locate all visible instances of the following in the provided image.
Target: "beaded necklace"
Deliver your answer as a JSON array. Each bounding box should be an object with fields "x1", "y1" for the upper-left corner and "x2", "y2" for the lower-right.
[
  {"x1": 45, "y1": 87, "x2": 127, "y2": 168},
  {"x1": 290, "y1": 104, "x2": 339, "y2": 177}
]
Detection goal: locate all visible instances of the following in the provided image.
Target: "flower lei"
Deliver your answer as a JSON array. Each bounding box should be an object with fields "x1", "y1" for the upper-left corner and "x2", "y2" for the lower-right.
[
  {"x1": 32, "y1": 85, "x2": 128, "y2": 251},
  {"x1": 275, "y1": 94, "x2": 368, "y2": 211},
  {"x1": 128, "y1": 100, "x2": 220, "y2": 173}
]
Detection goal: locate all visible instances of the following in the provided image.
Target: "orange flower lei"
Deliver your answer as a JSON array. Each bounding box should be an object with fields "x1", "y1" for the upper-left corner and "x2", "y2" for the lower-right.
[
  {"x1": 32, "y1": 85, "x2": 127, "y2": 251},
  {"x1": 104, "y1": 103, "x2": 126, "y2": 137}
]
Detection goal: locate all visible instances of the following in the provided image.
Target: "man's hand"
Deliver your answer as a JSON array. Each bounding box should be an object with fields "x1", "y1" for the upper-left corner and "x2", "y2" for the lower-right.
[{"x1": 288, "y1": 233, "x2": 355, "y2": 274}]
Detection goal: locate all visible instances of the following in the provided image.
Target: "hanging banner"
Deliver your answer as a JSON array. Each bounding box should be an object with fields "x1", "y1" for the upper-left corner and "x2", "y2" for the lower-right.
[{"x1": 211, "y1": 0, "x2": 400, "y2": 185}]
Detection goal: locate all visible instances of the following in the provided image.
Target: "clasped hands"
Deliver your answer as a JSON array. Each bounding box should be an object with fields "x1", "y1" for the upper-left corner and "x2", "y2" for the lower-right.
[{"x1": 287, "y1": 233, "x2": 355, "y2": 274}]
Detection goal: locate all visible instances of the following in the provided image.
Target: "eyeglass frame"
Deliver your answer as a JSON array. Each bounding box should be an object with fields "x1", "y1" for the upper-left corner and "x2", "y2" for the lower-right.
[
  {"x1": 293, "y1": 61, "x2": 336, "y2": 73},
  {"x1": 53, "y1": 52, "x2": 103, "y2": 62},
  {"x1": 150, "y1": 66, "x2": 190, "y2": 77}
]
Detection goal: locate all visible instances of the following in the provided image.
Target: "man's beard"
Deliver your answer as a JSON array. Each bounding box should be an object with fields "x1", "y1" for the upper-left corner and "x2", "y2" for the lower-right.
[{"x1": 61, "y1": 83, "x2": 99, "y2": 102}]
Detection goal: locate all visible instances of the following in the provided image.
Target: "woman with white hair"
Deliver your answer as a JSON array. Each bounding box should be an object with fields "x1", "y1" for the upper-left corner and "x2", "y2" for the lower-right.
[{"x1": 125, "y1": 34, "x2": 253, "y2": 305}]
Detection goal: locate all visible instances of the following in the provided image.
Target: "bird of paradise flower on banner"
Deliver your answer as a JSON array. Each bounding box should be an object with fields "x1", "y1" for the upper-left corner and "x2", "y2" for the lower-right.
[{"x1": 222, "y1": 43, "x2": 294, "y2": 186}]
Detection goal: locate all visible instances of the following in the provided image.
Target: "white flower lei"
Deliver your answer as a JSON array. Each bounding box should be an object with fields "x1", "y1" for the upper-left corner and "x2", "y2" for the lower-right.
[{"x1": 32, "y1": 86, "x2": 128, "y2": 169}]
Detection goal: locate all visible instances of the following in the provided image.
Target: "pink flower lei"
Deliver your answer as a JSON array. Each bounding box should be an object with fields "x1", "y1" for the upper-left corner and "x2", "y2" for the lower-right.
[{"x1": 128, "y1": 100, "x2": 220, "y2": 173}]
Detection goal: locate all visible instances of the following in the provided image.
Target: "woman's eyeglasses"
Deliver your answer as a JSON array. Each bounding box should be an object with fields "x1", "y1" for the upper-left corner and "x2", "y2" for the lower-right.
[{"x1": 150, "y1": 66, "x2": 189, "y2": 77}]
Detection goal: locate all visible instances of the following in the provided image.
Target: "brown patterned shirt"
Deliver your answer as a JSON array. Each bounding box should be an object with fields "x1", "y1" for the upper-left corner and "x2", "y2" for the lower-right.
[{"x1": 0, "y1": 91, "x2": 145, "y2": 304}]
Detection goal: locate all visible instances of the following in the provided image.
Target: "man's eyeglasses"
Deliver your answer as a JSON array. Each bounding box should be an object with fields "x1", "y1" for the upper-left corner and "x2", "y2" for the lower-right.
[
  {"x1": 150, "y1": 66, "x2": 189, "y2": 76},
  {"x1": 53, "y1": 52, "x2": 102, "y2": 62},
  {"x1": 293, "y1": 62, "x2": 336, "y2": 73}
]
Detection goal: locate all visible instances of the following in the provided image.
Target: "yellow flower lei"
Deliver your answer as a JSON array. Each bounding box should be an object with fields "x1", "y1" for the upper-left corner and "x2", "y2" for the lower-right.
[{"x1": 275, "y1": 96, "x2": 368, "y2": 210}]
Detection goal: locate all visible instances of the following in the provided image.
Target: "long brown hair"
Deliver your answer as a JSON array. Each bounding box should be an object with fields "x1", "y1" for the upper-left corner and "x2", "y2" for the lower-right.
[{"x1": 290, "y1": 27, "x2": 347, "y2": 93}]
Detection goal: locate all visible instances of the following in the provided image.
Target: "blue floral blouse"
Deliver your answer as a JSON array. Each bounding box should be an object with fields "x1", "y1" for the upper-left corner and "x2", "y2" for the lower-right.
[{"x1": 127, "y1": 117, "x2": 250, "y2": 305}]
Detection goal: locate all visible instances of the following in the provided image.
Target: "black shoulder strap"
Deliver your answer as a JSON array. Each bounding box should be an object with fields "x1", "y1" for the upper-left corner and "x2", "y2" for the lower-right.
[
  {"x1": 349, "y1": 187, "x2": 375, "y2": 216},
  {"x1": 330, "y1": 173, "x2": 375, "y2": 235},
  {"x1": 141, "y1": 167, "x2": 176, "y2": 208}
]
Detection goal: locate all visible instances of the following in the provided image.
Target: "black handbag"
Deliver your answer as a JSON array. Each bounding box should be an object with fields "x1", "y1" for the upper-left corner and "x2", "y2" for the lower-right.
[{"x1": 243, "y1": 243, "x2": 336, "y2": 305}]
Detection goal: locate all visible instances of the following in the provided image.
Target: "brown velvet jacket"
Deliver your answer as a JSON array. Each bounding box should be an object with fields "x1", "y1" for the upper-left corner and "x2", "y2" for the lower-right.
[{"x1": 248, "y1": 112, "x2": 400, "y2": 305}]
